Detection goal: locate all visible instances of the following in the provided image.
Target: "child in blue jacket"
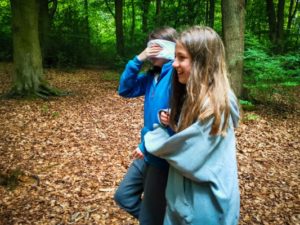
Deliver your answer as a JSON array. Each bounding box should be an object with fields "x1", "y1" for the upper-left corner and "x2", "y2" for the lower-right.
[
  {"x1": 114, "y1": 27, "x2": 177, "y2": 225},
  {"x1": 145, "y1": 26, "x2": 240, "y2": 225}
]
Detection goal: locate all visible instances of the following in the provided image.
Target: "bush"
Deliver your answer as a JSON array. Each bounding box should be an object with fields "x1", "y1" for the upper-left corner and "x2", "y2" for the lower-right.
[{"x1": 243, "y1": 32, "x2": 300, "y2": 109}]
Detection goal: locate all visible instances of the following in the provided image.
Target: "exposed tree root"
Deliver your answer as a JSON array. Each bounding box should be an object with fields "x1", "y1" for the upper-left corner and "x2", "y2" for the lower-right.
[{"x1": 1, "y1": 83, "x2": 70, "y2": 100}]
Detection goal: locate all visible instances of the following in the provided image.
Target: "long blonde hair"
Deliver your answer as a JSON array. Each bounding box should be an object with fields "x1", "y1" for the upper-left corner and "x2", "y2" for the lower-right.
[{"x1": 170, "y1": 26, "x2": 231, "y2": 135}]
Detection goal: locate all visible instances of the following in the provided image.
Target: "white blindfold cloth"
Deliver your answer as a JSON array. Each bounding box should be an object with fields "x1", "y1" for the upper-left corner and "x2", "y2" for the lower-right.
[{"x1": 147, "y1": 39, "x2": 176, "y2": 60}]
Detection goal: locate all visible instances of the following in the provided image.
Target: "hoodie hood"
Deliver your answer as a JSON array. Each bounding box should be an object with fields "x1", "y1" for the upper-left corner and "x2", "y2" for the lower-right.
[{"x1": 229, "y1": 90, "x2": 240, "y2": 128}]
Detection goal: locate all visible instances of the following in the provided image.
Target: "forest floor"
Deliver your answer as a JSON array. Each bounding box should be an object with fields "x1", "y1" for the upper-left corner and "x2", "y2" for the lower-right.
[{"x1": 0, "y1": 63, "x2": 299, "y2": 225}]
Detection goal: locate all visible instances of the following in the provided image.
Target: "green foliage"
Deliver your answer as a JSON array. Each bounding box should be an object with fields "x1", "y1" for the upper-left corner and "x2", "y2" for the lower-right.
[
  {"x1": 0, "y1": 168, "x2": 23, "y2": 190},
  {"x1": 244, "y1": 32, "x2": 300, "y2": 107},
  {"x1": 52, "y1": 111, "x2": 60, "y2": 118},
  {"x1": 0, "y1": 0, "x2": 298, "y2": 71},
  {"x1": 239, "y1": 99, "x2": 255, "y2": 111},
  {"x1": 48, "y1": 2, "x2": 91, "y2": 67},
  {"x1": 41, "y1": 103, "x2": 60, "y2": 117},
  {"x1": 243, "y1": 113, "x2": 260, "y2": 122},
  {"x1": 101, "y1": 71, "x2": 120, "y2": 81},
  {"x1": 0, "y1": 0, "x2": 12, "y2": 61},
  {"x1": 41, "y1": 103, "x2": 49, "y2": 114}
]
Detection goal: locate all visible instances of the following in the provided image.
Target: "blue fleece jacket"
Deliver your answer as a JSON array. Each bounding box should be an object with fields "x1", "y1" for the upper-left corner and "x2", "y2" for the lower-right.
[
  {"x1": 144, "y1": 92, "x2": 240, "y2": 225},
  {"x1": 118, "y1": 56, "x2": 173, "y2": 170}
]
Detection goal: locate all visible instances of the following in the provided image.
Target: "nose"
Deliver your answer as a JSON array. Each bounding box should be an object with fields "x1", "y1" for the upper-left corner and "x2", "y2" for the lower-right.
[{"x1": 172, "y1": 60, "x2": 178, "y2": 68}]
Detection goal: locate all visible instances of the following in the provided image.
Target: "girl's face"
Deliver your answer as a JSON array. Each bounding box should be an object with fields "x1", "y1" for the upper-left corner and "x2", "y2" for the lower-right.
[
  {"x1": 148, "y1": 43, "x2": 168, "y2": 67},
  {"x1": 172, "y1": 42, "x2": 191, "y2": 84},
  {"x1": 150, "y1": 58, "x2": 168, "y2": 67}
]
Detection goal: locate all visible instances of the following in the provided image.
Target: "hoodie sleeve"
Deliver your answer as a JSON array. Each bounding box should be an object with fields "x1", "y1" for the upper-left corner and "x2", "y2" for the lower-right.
[
  {"x1": 118, "y1": 56, "x2": 149, "y2": 97},
  {"x1": 229, "y1": 90, "x2": 240, "y2": 128},
  {"x1": 144, "y1": 122, "x2": 223, "y2": 183}
]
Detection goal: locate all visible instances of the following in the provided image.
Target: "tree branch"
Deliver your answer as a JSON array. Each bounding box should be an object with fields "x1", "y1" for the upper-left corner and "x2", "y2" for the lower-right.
[{"x1": 104, "y1": 0, "x2": 115, "y2": 18}]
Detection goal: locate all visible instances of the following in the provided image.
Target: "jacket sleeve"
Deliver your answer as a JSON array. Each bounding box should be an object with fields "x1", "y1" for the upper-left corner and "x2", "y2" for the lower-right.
[
  {"x1": 118, "y1": 56, "x2": 149, "y2": 97},
  {"x1": 144, "y1": 122, "x2": 223, "y2": 183}
]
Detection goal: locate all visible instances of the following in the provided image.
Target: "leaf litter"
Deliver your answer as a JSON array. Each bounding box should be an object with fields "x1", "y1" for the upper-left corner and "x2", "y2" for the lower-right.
[{"x1": 0, "y1": 64, "x2": 299, "y2": 225}]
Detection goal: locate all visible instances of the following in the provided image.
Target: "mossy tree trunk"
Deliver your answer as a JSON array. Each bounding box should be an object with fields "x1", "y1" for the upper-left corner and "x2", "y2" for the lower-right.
[
  {"x1": 222, "y1": 0, "x2": 245, "y2": 98},
  {"x1": 8, "y1": 0, "x2": 63, "y2": 98}
]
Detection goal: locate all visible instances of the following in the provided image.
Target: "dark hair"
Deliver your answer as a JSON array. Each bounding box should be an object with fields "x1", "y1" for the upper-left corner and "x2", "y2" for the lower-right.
[
  {"x1": 170, "y1": 72, "x2": 186, "y2": 126},
  {"x1": 148, "y1": 27, "x2": 177, "y2": 42}
]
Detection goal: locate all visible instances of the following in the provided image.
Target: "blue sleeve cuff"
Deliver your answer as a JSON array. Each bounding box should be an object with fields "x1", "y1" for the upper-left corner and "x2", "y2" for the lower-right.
[
  {"x1": 133, "y1": 56, "x2": 143, "y2": 65},
  {"x1": 138, "y1": 142, "x2": 146, "y2": 154}
]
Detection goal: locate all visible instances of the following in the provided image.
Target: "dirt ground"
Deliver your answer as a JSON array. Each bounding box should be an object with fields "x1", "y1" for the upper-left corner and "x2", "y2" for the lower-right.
[{"x1": 0, "y1": 65, "x2": 299, "y2": 224}]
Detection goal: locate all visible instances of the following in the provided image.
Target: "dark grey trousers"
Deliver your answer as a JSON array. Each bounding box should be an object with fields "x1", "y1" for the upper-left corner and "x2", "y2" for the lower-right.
[{"x1": 114, "y1": 159, "x2": 168, "y2": 225}]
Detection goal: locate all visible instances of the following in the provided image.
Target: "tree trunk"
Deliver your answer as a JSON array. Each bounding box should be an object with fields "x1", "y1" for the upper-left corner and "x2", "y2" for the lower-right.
[
  {"x1": 8, "y1": 0, "x2": 64, "y2": 98},
  {"x1": 83, "y1": 0, "x2": 91, "y2": 55},
  {"x1": 84, "y1": 0, "x2": 90, "y2": 42},
  {"x1": 209, "y1": 0, "x2": 215, "y2": 28},
  {"x1": 287, "y1": 0, "x2": 299, "y2": 43},
  {"x1": 141, "y1": 0, "x2": 150, "y2": 33},
  {"x1": 48, "y1": 0, "x2": 58, "y2": 20},
  {"x1": 222, "y1": 0, "x2": 245, "y2": 97},
  {"x1": 10, "y1": 0, "x2": 43, "y2": 95},
  {"x1": 287, "y1": 0, "x2": 295, "y2": 33},
  {"x1": 287, "y1": 0, "x2": 298, "y2": 31},
  {"x1": 130, "y1": 0, "x2": 135, "y2": 42},
  {"x1": 266, "y1": 0, "x2": 287, "y2": 52},
  {"x1": 175, "y1": 0, "x2": 182, "y2": 27},
  {"x1": 266, "y1": 0, "x2": 277, "y2": 43},
  {"x1": 184, "y1": 0, "x2": 200, "y2": 25},
  {"x1": 206, "y1": 0, "x2": 209, "y2": 25},
  {"x1": 104, "y1": 0, "x2": 114, "y2": 16},
  {"x1": 115, "y1": 0, "x2": 124, "y2": 56},
  {"x1": 156, "y1": 0, "x2": 162, "y2": 26},
  {"x1": 39, "y1": 0, "x2": 50, "y2": 63},
  {"x1": 276, "y1": 0, "x2": 285, "y2": 52}
]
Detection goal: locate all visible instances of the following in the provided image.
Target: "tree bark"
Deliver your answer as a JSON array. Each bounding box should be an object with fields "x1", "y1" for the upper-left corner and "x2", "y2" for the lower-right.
[
  {"x1": 83, "y1": 0, "x2": 91, "y2": 54},
  {"x1": 156, "y1": 0, "x2": 162, "y2": 26},
  {"x1": 209, "y1": 0, "x2": 215, "y2": 28},
  {"x1": 287, "y1": 0, "x2": 299, "y2": 37},
  {"x1": 276, "y1": 0, "x2": 285, "y2": 51},
  {"x1": 266, "y1": 0, "x2": 278, "y2": 44},
  {"x1": 175, "y1": 0, "x2": 182, "y2": 27},
  {"x1": 266, "y1": 0, "x2": 287, "y2": 52},
  {"x1": 8, "y1": 0, "x2": 64, "y2": 98},
  {"x1": 141, "y1": 0, "x2": 150, "y2": 33},
  {"x1": 10, "y1": 0, "x2": 43, "y2": 95},
  {"x1": 288, "y1": 0, "x2": 298, "y2": 29},
  {"x1": 184, "y1": 0, "x2": 200, "y2": 25},
  {"x1": 287, "y1": 0, "x2": 295, "y2": 33},
  {"x1": 130, "y1": 0, "x2": 135, "y2": 42},
  {"x1": 48, "y1": 0, "x2": 58, "y2": 20},
  {"x1": 206, "y1": 0, "x2": 209, "y2": 25},
  {"x1": 115, "y1": 0, "x2": 124, "y2": 56},
  {"x1": 39, "y1": 0, "x2": 50, "y2": 62},
  {"x1": 84, "y1": 0, "x2": 90, "y2": 42},
  {"x1": 222, "y1": 0, "x2": 245, "y2": 97},
  {"x1": 104, "y1": 0, "x2": 115, "y2": 17}
]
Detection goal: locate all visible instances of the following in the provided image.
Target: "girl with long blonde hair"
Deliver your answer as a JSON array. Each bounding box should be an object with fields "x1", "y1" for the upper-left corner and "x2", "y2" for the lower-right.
[{"x1": 145, "y1": 26, "x2": 240, "y2": 225}]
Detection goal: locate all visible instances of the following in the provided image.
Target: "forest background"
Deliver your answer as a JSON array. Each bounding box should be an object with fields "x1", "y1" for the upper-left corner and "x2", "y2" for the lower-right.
[
  {"x1": 0, "y1": 0, "x2": 299, "y2": 104},
  {"x1": 0, "y1": 0, "x2": 299, "y2": 224}
]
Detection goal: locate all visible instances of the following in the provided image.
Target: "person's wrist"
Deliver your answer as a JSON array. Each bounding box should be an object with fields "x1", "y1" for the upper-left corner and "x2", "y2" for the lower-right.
[
  {"x1": 137, "y1": 55, "x2": 146, "y2": 61},
  {"x1": 137, "y1": 51, "x2": 147, "y2": 61}
]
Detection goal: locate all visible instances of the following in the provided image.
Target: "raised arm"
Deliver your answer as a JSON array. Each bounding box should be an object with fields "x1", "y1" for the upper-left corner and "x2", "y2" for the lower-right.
[{"x1": 118, "y1": 56, "x2": 148, "y2": 97}]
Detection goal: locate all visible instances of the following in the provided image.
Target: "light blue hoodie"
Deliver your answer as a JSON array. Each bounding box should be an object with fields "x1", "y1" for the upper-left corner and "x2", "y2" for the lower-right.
[{"x1": 144, "y1": 93, "x2": 240, "y2": 225}]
